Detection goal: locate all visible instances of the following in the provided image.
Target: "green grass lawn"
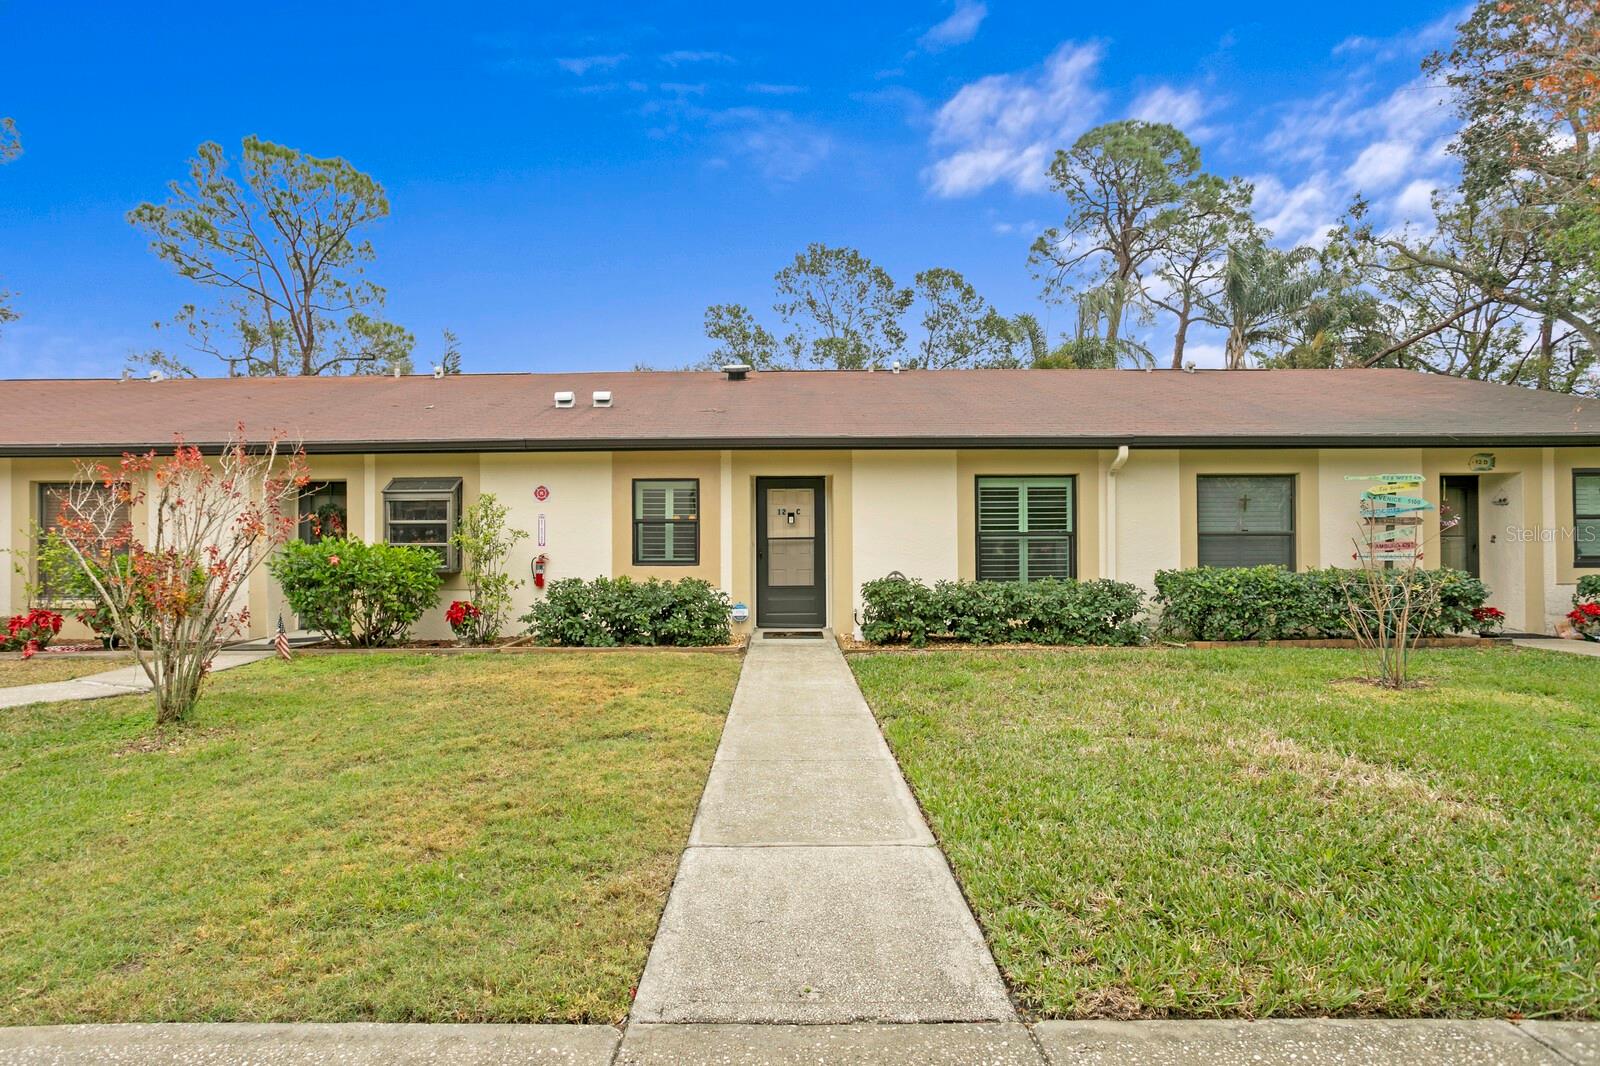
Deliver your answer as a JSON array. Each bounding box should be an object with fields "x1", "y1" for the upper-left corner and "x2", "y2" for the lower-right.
[
  {"x1": 1, "y1": 651, "x2": 739, "y2": 1025},
  {"x1": 0, "y1": 654, "x2": 129, "y2": 687},
  {"x1": 852, "y1": 646, "x2": 1600, "y2": 1020}
]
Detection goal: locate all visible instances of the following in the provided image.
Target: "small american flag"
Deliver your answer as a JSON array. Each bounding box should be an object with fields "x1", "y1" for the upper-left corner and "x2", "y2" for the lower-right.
[{"x1": 274, "y1": 615, "x2": 292, "y2": 661}]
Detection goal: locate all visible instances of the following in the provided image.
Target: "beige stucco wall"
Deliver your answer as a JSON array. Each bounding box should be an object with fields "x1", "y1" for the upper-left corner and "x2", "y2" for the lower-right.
[
  {"x1": 610, "y1": 451, "x2": 722, "y2": 584},
  {"x1": 1109, "y1": 449, "x2": 1181, "y2": 595},
  {"x1": 854, "y1": 450, "x2": 959, "y2": 585},
  {"x1": 483, "y1": 451, "x2": 612, "y2": 627},
  {"x1": 4, "y1": 443, "x2": 1597, "y2": 641},
  {"x1": 4, "y1": 457, "x2": 154, "y2": 640}
]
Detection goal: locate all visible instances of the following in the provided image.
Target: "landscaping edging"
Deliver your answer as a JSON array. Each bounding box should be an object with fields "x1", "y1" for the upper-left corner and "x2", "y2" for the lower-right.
[
  {"x1": 287, "y1": 637, "x2": 749, "y2": 657},
  {"x1": 839, "y1": 634, "x2": 1499, "y2": 654},
  {"x1": 1183, "y1": 636, "x2": 1496, "y2": 649}
]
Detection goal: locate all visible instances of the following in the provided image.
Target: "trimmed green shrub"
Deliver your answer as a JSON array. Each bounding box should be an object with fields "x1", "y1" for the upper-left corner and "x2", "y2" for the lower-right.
[
  {"x1": 521, "y1": 576, "x2": 731, "y2": 647},
  {"x1": 269, "y1": 537, "x2": 443, "y2": 647},
  {"x1": 1152, "y1": 566, "x2": 1491, "y2": 641},
  {"x1": 860, "y1": 576, "x2": 1145, "y2": 647},
  {"x1": 1576, "y1": 575, "x2": 1600, "y2": 607}
]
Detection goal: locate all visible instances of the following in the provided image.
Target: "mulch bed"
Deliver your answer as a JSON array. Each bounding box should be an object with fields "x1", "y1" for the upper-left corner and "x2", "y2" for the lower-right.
[
  {"x1": 292, "y1": 635, "x2": 749, "y2": 656},
  {"x1": 838, "y1": 634, "x2": 1499, "y2": 655}
]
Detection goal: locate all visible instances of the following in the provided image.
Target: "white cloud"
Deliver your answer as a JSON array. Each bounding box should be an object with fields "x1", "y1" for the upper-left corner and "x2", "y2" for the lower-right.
[
  {"x1": 660, "y1": 50, "x2": 734, "y2": 66},
  {"x1": 925, "y1": 41, "x2": 1106, "y2": 197},
  {"x1": 1253, "y1": 74, "x2": 1458, "y2": 244},
  {"x1": 1251, "y1": 172, "x2": 1339, "y2": 248},
  {"x1": 1128, "y1": 85, "x2": 1209, "y2": 132},
  {"x1": 556, "y1": 54, "x2": 628, "y2": 75},
  {"x1": 918, "y1": 0, "x2": 988, "y2": 52},
  {"x1": 747, "y1": 83, "x2": 805, "y2": 96},
  {"x1": 1344, "y1": 139, "x2": 1414, "y2": 191},
  {"x1": 709, "y1": 108, "x2": 833, "y2": 182},
  {"x1": 1392, "y1": 179, "x2": 1438, "y2": 223}
]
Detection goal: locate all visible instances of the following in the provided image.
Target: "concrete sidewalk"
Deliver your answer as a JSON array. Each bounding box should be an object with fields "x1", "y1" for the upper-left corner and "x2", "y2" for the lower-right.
[
  {"x1": 630, "y1": 632, "x2": 1014, "y2": 1025},
  {"x1": 4, "y1": 1020, "x2": 1595, "y2": 1064},
  {"x1": 1513, "y1": 637, "x2": 1600, "y2": 658},
  {"x1": 0, "y1": 651, "x2": 268, "y2": 710}
]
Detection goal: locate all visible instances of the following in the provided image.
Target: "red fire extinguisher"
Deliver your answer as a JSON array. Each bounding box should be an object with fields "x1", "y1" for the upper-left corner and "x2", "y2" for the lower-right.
[{"x1": 533, "y1": 554, "x2": 549, "y2": 589}]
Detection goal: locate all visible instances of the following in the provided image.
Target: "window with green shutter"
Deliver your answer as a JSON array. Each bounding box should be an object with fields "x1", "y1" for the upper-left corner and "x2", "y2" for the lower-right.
[
  {"x1": 634, "y1": 480, "x2": 699, "y2": 565},
  {"x1": 976, "y1": 476, "x2": 1075, "y2": 582},
  {"x1": 1576, "y1": 471, "x2": 1600, "y2": 566},
  {"x1": 1197, "y1": 475, "x2": 1295, "y2": 568}
]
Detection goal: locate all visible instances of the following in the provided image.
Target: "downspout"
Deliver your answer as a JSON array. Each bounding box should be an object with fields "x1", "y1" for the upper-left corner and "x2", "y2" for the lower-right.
[{"x1": 1106, "y1": 445, "x2": 1131, "y2": 581}]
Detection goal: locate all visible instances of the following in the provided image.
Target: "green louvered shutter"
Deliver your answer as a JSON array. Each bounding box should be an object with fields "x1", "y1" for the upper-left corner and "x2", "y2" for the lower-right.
[
  {"x1": 977, "y1": 477, "x2": 1074, "y2": 582},
  {"x1": 1577, "y1": 473, "x2": 1600, "y2": 564},
  {"x1": 634, "y1": 480, "x2": 699, "y2": 564}
]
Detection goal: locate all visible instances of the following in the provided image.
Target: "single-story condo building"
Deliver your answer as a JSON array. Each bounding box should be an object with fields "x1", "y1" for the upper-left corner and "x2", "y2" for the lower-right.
[{"x1": 3, "y1": 367, "x2": 1598, "y2": 639}]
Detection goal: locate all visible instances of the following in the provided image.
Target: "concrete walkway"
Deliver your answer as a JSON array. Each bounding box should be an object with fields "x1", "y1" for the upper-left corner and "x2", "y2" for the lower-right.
[
  {"x1": 630, "y1": 632, "x2": 1014, "y2": 1025},
  {"x1": 1513, "y1": 637, "x2": 1600, "y2": 658},
  {"x1": 4, "y1": 1019, "x2": 1595, "y2": 1064},
  {"x1": 0, "y1": 651, "x2": 268, "y2": 710}
]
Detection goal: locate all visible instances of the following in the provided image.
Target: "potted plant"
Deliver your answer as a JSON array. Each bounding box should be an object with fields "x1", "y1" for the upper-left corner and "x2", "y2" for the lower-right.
[{"x1": 1471, "y1": 605, "x2": 1506, "y2": 637}]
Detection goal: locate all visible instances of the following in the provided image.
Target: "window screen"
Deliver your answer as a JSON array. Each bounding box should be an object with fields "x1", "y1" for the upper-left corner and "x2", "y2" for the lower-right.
[
  {"x1": 976, "y1": 476, "x2": 1074, "y2": 582},
  {"x1": 1577, "y1": 472, "x2": 1600, "y2": 565},
  {"x1": 634, "y1": 480, "x2": 699, "y2": 565},
  {"x1": 36, "y1": 482, "x2": 130, "y2": 599},
  {"x1": 1197, "y1": 475, "x2": 1295, "y2": 568},
  {"x1": 382, "y1": 477, "x2": 462, "y2": 572}
]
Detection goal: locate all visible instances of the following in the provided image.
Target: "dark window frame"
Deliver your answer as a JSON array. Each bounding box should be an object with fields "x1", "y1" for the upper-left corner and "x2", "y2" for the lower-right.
[
  {"x1": 1576, "y1": 469, "x2": 1600, "y2": 567},
  {"x1": 35, "y1": 481, "x2": 131, "y2": 602},
  {"x1": 974, "y1": 474, "x2": 1078, "y2": 583},
  {"x1": 382, "y1": 477, "x2": 463, "y2": 573},
  {"x1": 632, "y1": 478, "x2": 701, "y2": 567},
  {"x1": 1197, "y1": 474, "x2": 1297, "y2": 570},
  {"x1": 298, "y1": 480, "x2": 348, "y2": 544}
]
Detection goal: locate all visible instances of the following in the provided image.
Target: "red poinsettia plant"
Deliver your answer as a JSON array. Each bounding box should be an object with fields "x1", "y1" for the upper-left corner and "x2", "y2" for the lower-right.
[
  {"x1": 1470, "y1": 605, "x2": 1506, "y2": 636},
  {"x1": 1568, "y1": 601, "x2": 1600, "y2": 641},
  {"x1": 3, "y1": 608, "x2": 64, "y2": 659},
  {"x1": 446, "y1": 599, "x2": 484, "y2": 644}
]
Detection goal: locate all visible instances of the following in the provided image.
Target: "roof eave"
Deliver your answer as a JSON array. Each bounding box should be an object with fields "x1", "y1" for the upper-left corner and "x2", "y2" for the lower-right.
[{"x1": 3, "y1": 432, "x2": 1598, "y2": 458}]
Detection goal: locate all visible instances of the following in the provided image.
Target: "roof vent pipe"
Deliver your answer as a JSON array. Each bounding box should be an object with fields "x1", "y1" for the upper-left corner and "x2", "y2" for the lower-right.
[{"x1": 722, "y1": 364, "x2": 751, "y2": 381}]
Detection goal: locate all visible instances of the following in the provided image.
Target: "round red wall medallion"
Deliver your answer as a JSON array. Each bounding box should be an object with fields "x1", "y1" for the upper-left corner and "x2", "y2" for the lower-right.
[{"x1": 533, "y1": 485, "x2": 550, "y2": 501}]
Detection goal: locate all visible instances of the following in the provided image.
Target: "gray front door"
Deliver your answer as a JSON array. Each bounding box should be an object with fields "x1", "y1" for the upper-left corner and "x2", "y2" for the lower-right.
[
  {"x1": 756, "y1": 477, "x2": 826, "y2": 628},
  {"x1": 1440, "y1": 476, "x2": 1480, "y2": 577}
]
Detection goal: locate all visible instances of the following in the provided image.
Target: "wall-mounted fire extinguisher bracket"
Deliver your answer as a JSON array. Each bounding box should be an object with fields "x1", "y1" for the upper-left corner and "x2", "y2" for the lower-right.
[{"x1": 533, "y1": 554, "x2": 549, "y2": 590}]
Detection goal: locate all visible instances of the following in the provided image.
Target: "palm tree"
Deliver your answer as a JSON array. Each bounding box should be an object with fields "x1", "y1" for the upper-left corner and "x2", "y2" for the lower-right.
[{"x1": 1207, "y1": 240, "x2": 1319, "y2": 368}]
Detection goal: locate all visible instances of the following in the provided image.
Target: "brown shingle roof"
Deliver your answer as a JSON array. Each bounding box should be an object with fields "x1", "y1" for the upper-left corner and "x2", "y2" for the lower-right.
[{"x1": 3, "y1": 368, "x2": 1597, "y2": 455}]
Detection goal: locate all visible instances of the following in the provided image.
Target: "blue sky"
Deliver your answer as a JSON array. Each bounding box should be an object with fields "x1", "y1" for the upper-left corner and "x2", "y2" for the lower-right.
[{"x1": 0, "y1": 1, "x2": 1463, "y2": 377}]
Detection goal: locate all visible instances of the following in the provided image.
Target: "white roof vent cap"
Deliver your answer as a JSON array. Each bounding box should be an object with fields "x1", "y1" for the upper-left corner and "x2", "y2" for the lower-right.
[
  {"x1": 592, "y1": 390, "x2": 613, "y2": 408},
  {"x1": 553, "y1": 390, "x2": 576, "y2": 408},
  {"x1": 722, "y1": 363, "x2": 751, "y2": 381}
]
